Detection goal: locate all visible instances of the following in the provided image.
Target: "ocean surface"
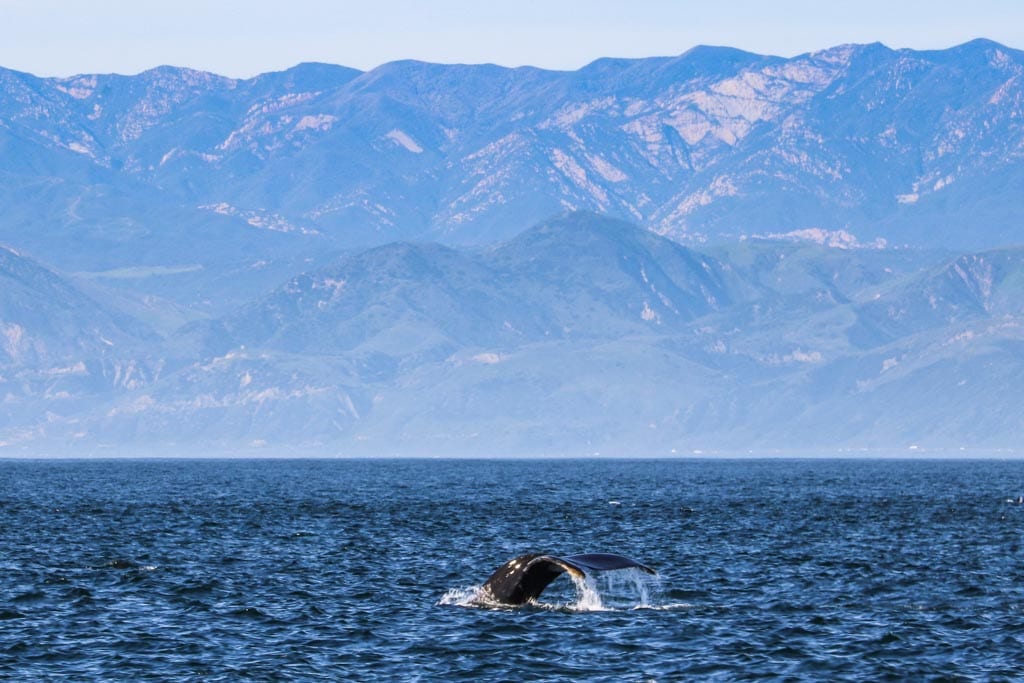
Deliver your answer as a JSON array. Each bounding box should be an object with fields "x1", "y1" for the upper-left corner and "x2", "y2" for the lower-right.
[{"x1": 2, "y1": 458, "x2": 1023, "y2": 681}]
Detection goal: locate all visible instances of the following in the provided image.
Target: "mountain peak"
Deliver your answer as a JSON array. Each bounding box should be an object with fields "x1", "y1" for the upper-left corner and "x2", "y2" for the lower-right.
[
  {"x1": 809, "y1": 41, "x2": 892, "y2": 61},
  {"x1": 245, "y1": 61, "x2": 362, "y2": 92},
  {"x1": 679, "y1": 44, "x2": 768, "y2": 61},
  {"x1": 669, "y1": 44, "x2": 776, "y2": 75},
  {"x1": 916, "y1": 37, "x2": 1022, "y2": 66},
  {"x1": 951, "y1": 37, "x2": 1012, "y2": 52},
  {"x1": 133, "y1": 64, "x2": 231, "y2": 81}
]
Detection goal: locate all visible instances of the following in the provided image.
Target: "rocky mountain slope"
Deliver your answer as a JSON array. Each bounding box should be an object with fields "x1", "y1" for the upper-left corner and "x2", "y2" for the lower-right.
[{"x1": 2, "y1": 40, "x2": 1023, "y2": 313}]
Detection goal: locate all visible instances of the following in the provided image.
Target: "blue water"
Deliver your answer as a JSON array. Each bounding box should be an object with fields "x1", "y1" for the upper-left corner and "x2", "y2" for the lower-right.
[{"x1": 2, "y1": 458, "x2": 1024, "y2": 681}]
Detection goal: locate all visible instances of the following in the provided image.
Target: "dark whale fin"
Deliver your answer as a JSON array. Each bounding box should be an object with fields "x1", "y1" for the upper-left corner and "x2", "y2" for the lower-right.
[{"x1": 480, "y1": 552, "x2": 656, "y2": 605}]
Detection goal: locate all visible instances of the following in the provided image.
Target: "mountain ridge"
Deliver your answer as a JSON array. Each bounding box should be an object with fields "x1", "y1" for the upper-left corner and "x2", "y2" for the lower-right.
[{"x1": 3, "y1": 39, "x2": 1023, "y2": 293}]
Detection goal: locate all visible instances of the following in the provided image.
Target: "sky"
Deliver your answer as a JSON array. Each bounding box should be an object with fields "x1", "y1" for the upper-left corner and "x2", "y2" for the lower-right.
[{"x1": 1, "y1": 0, "x2": 1023, "y2": 78}]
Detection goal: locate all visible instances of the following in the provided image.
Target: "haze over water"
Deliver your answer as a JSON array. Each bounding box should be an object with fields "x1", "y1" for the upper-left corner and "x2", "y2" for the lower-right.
[{"x1": 2, "y1": 458, "x2": 1023, "y2": 680}]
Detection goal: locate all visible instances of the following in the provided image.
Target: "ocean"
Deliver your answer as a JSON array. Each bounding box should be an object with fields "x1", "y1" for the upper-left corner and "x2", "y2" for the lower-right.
[{"x1": 2, "y1": 458, "x2": 1023, "y2": 681}]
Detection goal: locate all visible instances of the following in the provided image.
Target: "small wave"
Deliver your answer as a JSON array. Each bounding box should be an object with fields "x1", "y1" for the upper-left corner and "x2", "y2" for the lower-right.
[
  {"x1": 225, "y1": 606, "x2": 267, "y2": 619},
  {"x1": 12, "y1": 589, "x2": 46, "y2": 604},
  {"x1": 631, "y1": 602, "x2": 693, "y2": 611}
]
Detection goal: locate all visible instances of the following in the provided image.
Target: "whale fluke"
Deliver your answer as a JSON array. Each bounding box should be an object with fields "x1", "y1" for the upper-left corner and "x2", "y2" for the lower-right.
[{"x1": 480, "y1": 552, "x2": 656, "y2": 605}]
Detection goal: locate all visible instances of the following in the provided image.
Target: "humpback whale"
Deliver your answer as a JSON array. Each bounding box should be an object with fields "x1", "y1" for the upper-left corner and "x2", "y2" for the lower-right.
[{"x1": 480, "y1": 552, "x2": 656, "y2": 605}]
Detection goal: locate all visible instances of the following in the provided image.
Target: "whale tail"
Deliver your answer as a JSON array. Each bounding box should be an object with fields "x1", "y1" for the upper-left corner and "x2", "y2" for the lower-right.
[{"x1": 480, "y1": 552, "x2": 656, "y2": 605}]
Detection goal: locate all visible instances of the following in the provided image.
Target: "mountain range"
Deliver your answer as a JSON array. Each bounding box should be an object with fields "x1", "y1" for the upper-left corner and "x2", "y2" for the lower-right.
[{"x1": 2, "y1": 41, "x2": 1024, "y2": 455}]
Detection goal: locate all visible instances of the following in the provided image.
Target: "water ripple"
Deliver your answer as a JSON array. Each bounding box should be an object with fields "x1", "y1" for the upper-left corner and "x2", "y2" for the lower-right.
[{"x1": 2, "y1": 458, "x2": 1024, "y2": 680}]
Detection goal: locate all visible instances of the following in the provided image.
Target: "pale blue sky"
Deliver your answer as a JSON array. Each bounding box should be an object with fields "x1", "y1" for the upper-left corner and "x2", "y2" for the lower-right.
[{"x1": 1, "y1": 0, "x2": 1022, "y2": 78}]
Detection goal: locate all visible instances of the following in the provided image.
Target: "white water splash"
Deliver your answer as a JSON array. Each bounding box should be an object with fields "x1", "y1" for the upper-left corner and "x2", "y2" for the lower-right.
[
  {"x1": 568, "y1": 572, "x2": 606, "y2": 611},
  {"x1": 438, "y1": 585, "x2": 485, "y2": 607},
  {"x1": 439, "y1": 568, "x2": 686, "y2": 612},
  {"x1": 563, "y1": 567, "x2": 662, "y2": 611}
]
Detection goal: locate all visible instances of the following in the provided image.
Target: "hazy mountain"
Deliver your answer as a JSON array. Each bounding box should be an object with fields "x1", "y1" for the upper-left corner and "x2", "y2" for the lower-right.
[
  {"x1": 3, "y1": 212, "x2": 1022, "y2": 455},
  {"x1": 4, "y1": 41, "x2": 1024, "y2": 455},
  {"x1": 0, "y1": 245, "x2": 161, "y2": 436}
]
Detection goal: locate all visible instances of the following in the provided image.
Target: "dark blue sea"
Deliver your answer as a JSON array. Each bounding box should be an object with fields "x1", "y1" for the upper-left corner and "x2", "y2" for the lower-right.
[{"x1": 2, "y1": 458, "x2": 1024, "y2": 681}]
